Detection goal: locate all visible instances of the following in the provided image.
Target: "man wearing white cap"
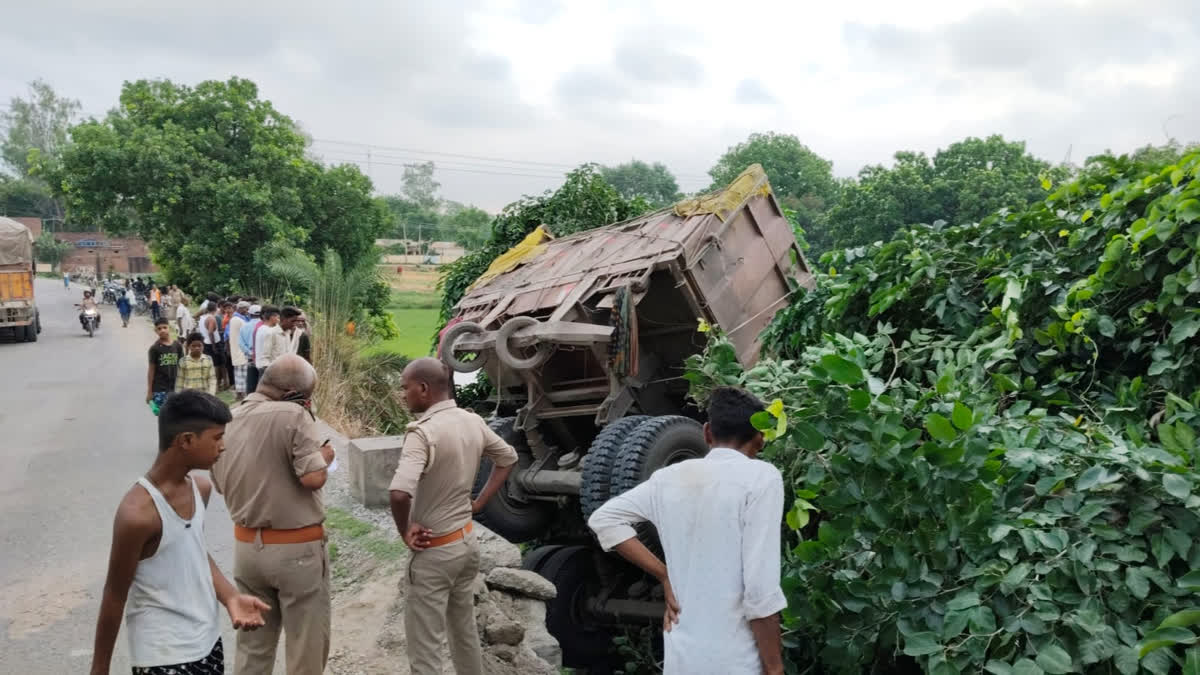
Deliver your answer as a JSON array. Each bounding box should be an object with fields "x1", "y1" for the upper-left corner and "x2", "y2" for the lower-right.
[
  {"x1": 229, "y1": 301, "x2": 252, "y2": 401},
  {"x1": 241, "y1": 305, "x2": 263, "y2": 395}
]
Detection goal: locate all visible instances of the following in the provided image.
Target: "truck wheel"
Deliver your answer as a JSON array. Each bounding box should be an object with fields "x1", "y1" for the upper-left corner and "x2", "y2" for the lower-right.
[
  {"x1": 35, "y1": 311, "x2": 41, "y2": 334},
  {"x1": 609, "y1": 416, "x2": 707, "y2": 499},
  {"x1": 24, "y1": 323, "x2": 37, "y2": 342},
  {"x1": 580, "y1": 415, "x2": 648, "y2": 520},
  {"x1": 521, "y1": 544, "x2": 563, "y2": 574},
  {"x1": 440, "y1": 320, "x2": 487, "y2": 373},
  {"x1": 494, "y1": 316, "x2": 553, "y2": 370},
  {"x1": 538, "y1": 545, "x2": 614, "y2": 668},
  {"x1": 471, "y1": 417, "x2": 554, "y2": 543}
]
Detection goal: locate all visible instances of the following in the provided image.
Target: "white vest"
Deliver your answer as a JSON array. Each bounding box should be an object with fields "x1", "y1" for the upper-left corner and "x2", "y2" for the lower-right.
[{"x1": 125, "y1": 477, "x2": 220, "y2": 667}]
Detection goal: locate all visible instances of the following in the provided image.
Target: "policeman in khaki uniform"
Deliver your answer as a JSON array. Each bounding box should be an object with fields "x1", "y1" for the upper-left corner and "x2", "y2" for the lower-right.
[
  {"x1": 211, "y1": 355, "x2": 336, "y2": 675},
  {"x1": 389, "y1": 358, "x2": 519, "y2": 675}
]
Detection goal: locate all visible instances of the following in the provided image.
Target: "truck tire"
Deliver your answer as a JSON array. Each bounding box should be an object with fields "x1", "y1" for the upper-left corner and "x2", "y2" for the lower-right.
[
  {"x1": 521, "y1": 544, "x2": 563, "y2": 574},
  {"x1": 24, "y1": 322, "x2": 37, "y2": 342},
  {"x1": 537, "y1": 545, "x2": 614, "y2": 668},
  {"x1": 579, "y1": 415, "x2": 648, "y2": 520},
  {"x1": 471, "y1": 417, "x2": 554, "y2": 543},
  {"x1": 494, "y1": 316, "x2": 553, "y2": 370},
  {"x1": 440, "y1": 320, "x2": 487, "y2": 373},
  {"x1": 609, "y1": 416, "x2": 708, "y2": 499}
]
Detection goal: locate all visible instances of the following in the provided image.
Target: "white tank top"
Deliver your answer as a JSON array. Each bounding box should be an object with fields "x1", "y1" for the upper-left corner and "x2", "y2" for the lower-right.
[
  {"x1": 198, "y1": 313, "x2": 220, "y2": 344},
  {"x1": 125, "y1": 477, "x2": 220, "y2": 668}
]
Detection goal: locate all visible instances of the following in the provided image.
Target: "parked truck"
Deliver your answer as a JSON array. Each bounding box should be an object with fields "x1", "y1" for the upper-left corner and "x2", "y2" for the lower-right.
[
  {"x1": 0, "y1": 217, "x2": 40, "y2": 343},
  {"x1": 439, "y1": 165, "x2": 813, "y2": 666}
]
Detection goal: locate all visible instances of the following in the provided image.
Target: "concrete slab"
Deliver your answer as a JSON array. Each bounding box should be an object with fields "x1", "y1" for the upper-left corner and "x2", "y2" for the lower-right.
[{"x1": 346, "y1": 435, "x2": 405, "y2": 507}]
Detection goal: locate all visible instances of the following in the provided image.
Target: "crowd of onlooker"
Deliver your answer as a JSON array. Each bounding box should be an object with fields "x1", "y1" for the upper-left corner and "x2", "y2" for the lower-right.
[{"x1": 143, "y1": 286, "x2": 312, "y2": 413}]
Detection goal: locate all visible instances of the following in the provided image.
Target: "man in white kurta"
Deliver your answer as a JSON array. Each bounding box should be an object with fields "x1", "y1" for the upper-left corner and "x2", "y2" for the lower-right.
[{"x1": 588, "y1": 387, "x2": 787, "y2": 675}]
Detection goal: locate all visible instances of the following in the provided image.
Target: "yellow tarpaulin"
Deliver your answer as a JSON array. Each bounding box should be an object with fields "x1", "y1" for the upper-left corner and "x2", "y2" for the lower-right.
[
  {"x1": 673, "y1": 163, "x2": 771, "y2": 222},
  {"x1": 469, "y1": 225, "x2": 552, "y2": 290}
]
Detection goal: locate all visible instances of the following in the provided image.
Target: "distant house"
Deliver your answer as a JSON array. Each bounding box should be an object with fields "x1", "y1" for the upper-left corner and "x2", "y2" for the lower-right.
[{"x1": 21, "y1": 219, "x2": 158, "y2": 276}]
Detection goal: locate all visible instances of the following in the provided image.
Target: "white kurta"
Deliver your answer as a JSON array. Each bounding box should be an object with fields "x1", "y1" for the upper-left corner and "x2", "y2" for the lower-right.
[{"x1": 588, "y1": 447, "x2": 788, "y2": 674}]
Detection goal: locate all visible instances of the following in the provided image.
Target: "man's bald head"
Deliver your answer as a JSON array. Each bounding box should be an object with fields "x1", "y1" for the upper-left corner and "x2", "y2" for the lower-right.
[
  {"x1": 401, "y1": 357, "x2": 453, "y2": 413},
  {"x1": 259, "y1": 354, "x2": 318, "y2": 397}
]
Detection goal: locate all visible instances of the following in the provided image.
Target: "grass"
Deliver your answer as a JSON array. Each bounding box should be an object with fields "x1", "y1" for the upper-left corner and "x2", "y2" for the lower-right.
[
  {"x1": 363, "y1": 287, "x2": 442, "y2": 359},
  {"x1": 367, "y1": 307, "x2": 440, "y2": 358},
  {"x1": 390, "y1": 290, "x2": 440, "y2": 309},
  {"x1": 324, "y1": 507, "x2": 408, "y2": 579}
]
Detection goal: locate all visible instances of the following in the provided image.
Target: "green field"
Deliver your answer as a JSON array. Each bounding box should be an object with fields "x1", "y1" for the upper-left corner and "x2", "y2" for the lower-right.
[
  {"x1": 368, "y1": 307, "x2": 439, "y2": 358},
  {"x1": 362, "y1": 285, "x2": 441, "y2": 359}
]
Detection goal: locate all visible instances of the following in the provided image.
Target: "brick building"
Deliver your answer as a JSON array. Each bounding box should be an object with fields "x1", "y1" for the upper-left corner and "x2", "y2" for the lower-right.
[{"x1": 57, "y1": 232, "x2": 156, "y2": 276}]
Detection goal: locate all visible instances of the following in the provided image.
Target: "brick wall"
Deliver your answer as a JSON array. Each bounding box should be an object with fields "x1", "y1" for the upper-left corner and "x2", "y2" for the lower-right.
[{"x1": 55, "y1": 232, "x2": 157, "y2": 276}]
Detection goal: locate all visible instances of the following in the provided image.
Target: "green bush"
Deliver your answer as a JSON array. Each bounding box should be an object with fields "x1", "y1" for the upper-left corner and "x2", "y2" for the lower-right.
[{"x1": 686, "y1": 149, "x2": 1200, "y2": 673}]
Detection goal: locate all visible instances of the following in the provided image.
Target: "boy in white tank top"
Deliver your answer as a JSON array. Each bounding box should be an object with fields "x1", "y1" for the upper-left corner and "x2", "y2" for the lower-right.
[{"x1": 90, "y1": 390, "x2": 270, "y2": 674}]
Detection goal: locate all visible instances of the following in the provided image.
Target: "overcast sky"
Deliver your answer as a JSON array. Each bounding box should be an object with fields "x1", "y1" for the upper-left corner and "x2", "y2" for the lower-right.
[{"x1": 3, "y1": 0, "x2": 1198, "y2": 211}]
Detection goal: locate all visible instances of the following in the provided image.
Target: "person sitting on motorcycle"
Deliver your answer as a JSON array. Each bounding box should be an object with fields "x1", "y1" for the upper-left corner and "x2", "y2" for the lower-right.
[{"x1": 78, "y1": 290, "x2": 102, "y2": 328}]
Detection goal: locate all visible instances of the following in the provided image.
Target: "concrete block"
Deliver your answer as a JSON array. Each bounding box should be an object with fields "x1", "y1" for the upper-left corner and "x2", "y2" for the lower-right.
[{"x1": 346, "y1": 435, "x2": 405, "y2": 508}]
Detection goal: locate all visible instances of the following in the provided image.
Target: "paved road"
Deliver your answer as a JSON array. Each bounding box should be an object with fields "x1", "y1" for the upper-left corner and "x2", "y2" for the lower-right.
[{"x1": 0, "y1": 278, "x2": 239, "y2": 673}]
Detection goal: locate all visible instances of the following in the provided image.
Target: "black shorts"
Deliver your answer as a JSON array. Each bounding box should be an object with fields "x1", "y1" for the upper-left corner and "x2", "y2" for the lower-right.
[
  {"x1": 203, "y1": 343, "x2": 225, "y2": 367},
  {"x1": 132, "y1": 637, "x2": 223, "y2": 674}
]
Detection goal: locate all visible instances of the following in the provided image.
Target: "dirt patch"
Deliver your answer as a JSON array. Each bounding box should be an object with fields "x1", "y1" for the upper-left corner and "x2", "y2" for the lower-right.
[
  {"x1": 1, "y1": 561, "x2": 91, "y2": 640},
  {"x1": 379, "y1": 265, "x2": 441, "y2": 295}
]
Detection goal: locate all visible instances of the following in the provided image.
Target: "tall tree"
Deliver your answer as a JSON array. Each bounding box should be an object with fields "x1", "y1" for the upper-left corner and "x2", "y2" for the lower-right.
[
  {"x1": 441, "y1": 202, "x2": 492, "y2": 250},
  {"x1": 1, "y1": 79, "x2": 81, "y2": 224},
  {"x1": 44, "y1": 77, "x2": 391, "y2": 293},
  {"x1": 1, "y1": 79, "x2": 81, "y2": 176},
  {"x1": 600, "y1": 160, "x2": 680, "y2": 207},
  {"x1": 708, "y1": 132, "x2": 837, "y2": 230},
  {"x1": 0, "y1": 174, "x2": 57, "y2": 220},
  {"x1": 819, "y1": 135, "x2": 1064, "y2": 252},
  {"x1": 402, "y1": 161, "x2": 440, "y2": 211}
]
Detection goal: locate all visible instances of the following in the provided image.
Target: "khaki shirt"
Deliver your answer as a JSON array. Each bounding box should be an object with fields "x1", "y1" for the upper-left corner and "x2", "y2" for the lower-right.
[
  {"x1": 389, "y1": 400, "x2": 518, "y2": 535},
  {"x1": 211, "y1": 393, "x2": 328, "y2": 530}
]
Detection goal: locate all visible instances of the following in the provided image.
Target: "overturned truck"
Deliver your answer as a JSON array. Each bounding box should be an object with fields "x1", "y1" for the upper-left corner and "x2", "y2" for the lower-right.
[{"x1": 438, "y1": 165, "x2": 813, "y2": 666}]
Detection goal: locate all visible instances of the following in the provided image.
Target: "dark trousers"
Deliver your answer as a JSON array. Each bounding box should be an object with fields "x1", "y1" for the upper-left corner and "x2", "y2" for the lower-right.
[
  {"x1": 224, "y1": 343, "x2": 236, "y2": 387},
  {"x1": 246, "y1": 365, "x2": 260, "y2": 394},
  {"x1": 150, "y1": 302, "x2": 160, "y2": 321}
]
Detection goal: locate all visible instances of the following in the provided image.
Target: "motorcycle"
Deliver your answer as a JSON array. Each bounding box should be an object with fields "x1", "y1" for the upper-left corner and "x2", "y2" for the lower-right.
[
  {"x1": 102, "y1": 283, "x2": 120, "y2": 305},
  {"x1": 79, "y1": 307, "x2": 100, "y2": 337}
]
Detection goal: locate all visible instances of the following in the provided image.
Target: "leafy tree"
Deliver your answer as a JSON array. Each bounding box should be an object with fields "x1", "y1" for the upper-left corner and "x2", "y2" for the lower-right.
[
  {"x1": 1, "y1": 79, "x2": 81, "y2": 223},
  {"x1": 818, "y1": 135, "x2": 1064, "y2": 251},
  {"x1": 600, "y1": 160, "x2": 680, "y2": 207},
  {"x1": 402, "y1": 160, "x2": 440, "y2": 211},
  {"x1": 441, "y1": 202, "x2": 492, "y2": 249},
  {"x1": 438, "y1": 163, "x2": 647, "y2": 325},
  {"x1": 1, "y1": 79, "x2": 81, "y2": 177},
  {"x1": 708, "y1": 132, "x2": 837, "y2": 231},
  {"x1": 690, "y1": 147, "x2": 1200, "y2": 673},
  {"x1": 383, "y1": 195, "x2": 442, "y2": 242},
  {"x1": 44, "y1": 77, "x2": 390, "y2": 293},
  {"x1": 32, "y1": 231, "x2": 72, "y2": 270},
  {"x1": 0, "y1": 175, "x2": 57, "y2": 220}
]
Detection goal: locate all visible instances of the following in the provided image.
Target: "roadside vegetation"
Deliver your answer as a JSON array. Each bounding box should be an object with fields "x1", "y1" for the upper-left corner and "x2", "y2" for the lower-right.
[
  {"x1": 686, "y1": 148, "x2": 1200, "y2": 674},
  {"x1": 8, "y1": 74, "x2": 1200, "y2": 674}
]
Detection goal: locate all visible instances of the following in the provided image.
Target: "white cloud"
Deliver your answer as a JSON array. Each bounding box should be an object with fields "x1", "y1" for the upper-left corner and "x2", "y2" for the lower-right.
[{"x1": 2, "y1": 0, "x2": 1198, "y2": 210}]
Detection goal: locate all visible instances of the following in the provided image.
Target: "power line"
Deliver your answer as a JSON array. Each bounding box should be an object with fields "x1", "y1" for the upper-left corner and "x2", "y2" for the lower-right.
[
  {"x1": 313, "y1": 149, "x2": 568, "y2": 178},
  {"x1": 314, "y1": 151, "x2": 568, "y2": 179},
  {"x1": 315, "y1": 150, "x2": 712, "y2": 187},
  {"x1": 311, "y1": 136, "x2": 712, "y2": 181}
]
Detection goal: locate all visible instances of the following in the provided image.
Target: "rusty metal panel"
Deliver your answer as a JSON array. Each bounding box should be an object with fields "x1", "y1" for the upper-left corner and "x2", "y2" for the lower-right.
[{"x1": 452, "y1": 165, "x2": 810, "y2": 370}]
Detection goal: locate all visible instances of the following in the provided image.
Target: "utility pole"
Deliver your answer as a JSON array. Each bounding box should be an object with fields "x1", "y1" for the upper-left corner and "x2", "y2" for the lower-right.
[{"x1": 366, "y1": 146, "x2": 373, "y2": 180}]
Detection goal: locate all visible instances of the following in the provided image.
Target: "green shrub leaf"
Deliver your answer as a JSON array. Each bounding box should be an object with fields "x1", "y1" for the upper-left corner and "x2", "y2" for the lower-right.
[
  {"x1": 1035, "y1": 645, "x2": 1073, "y2": 674},
  {"x1": 925, "y1": 413, "x2": 957, "y2": 443},
  {"x1": 818, "y1": 354, "x2": 864, "y2": 385}
]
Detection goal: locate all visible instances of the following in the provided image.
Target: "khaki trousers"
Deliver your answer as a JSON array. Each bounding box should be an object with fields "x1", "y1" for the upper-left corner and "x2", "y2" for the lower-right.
[
  {"x1": 405, "y1": 533, "x2": 483, "y2": 675},
  {"x1": 233, "y1": 538, "x2": 331, "y2": 675}
]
